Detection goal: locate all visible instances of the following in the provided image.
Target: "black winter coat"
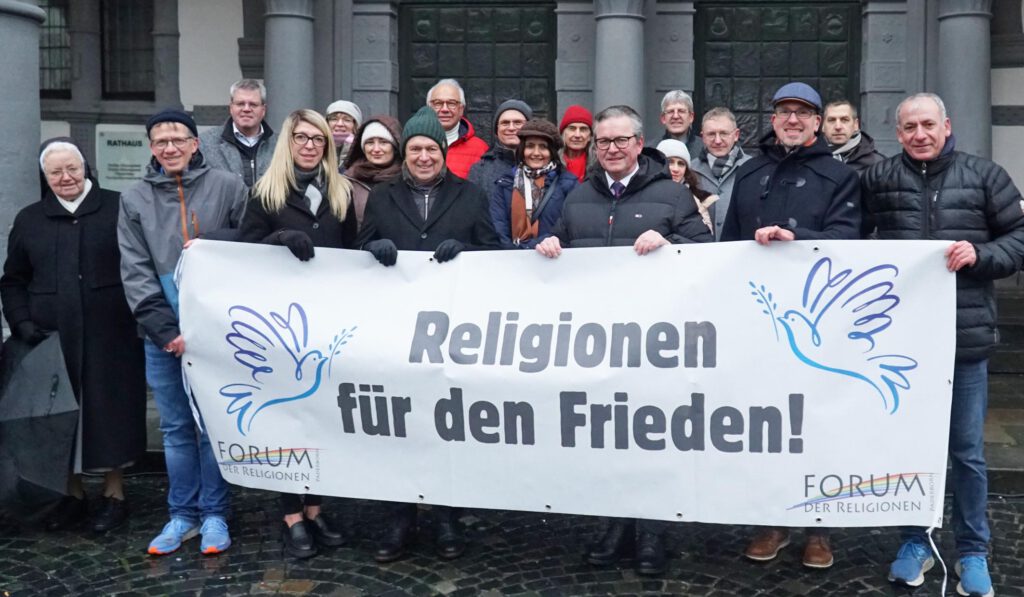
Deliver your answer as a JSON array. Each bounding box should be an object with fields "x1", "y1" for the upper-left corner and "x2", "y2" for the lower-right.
[
  {"x1": 832, "y1": 130, "x2": 886, "y2": 175},
  {"x1": 356, "y1": 172, "x2": 502, "y2": 251},
  {"x1": 722, "y1": 133, "x2": 861, "y2": 241},
  {"x1": 239, "y1": 186, "x2": 358, "y2": 250},
  {"x1": 549, "y1": 150, "x2": 713, "y2": 247},
  {"x1": 862, "y1": 140, "x2": 1024, "y2": 361},
  {"x1": 467, "y1": 144, "x2": 516, "y2": 198},
  {"x1": 0, "y1": 185, "x2": 146, "y2": 470}
]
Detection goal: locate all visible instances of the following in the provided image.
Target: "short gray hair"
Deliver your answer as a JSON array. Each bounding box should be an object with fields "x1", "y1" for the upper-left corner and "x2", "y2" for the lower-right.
[
  {"x1": 660, "y1": 90, "x2": 693, "y2": 113},
  {"x1": 594, "y1": 105, "x2": 644, "y2": 139},
  {"x1": 896, "y1": 93, "x2": 947, "y2": 125},
  {"x1": 39, "y1": 141, "x2": 84, "y2": 172},
  {"x1": 230, "y1": 78, "x2": 266, "y2": 103},
  {"x1": 702, "y1": 106, "x2": 737, "y2": 127},
  {"x1": 426, "y1": 78, "x2": 466, "y2": 106}
]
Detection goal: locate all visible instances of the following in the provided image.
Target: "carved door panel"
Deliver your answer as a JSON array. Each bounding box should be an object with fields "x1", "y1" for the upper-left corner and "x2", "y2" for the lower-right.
[
  {"x1": 400, "y1": 1, "x2": 556, "y2": 145},
  {"x1": 695, "y1": 2, "x2": 861, "y2": 152}
]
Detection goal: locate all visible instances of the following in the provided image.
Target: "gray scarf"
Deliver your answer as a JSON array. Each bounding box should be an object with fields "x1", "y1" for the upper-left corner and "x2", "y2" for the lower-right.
[{"x1": 830, "y1": 132, "x2": 863, "y2": 163}]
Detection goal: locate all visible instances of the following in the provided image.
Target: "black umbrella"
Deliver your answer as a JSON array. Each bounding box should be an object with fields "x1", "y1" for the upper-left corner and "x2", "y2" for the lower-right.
[{"x1": 0, "y1": 333, "x2": 79, "y2": 515}]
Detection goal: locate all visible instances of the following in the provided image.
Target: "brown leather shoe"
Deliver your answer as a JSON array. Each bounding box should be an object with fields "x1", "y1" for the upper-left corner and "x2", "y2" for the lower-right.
[
  {"x1": 802, "y1": 534, "x2": 834, "y2": 569},
  {"x1": 744, "y1": 527, "x2": 790, "y2": 561}
]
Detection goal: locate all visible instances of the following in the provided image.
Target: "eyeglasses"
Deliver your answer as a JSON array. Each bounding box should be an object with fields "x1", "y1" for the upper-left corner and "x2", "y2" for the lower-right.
[
  {"x1": 327, "y1": 114, "x2": 355, "y2": 125},
  {"x1": 231, "y1": 101, "x2": 262, "y2": 110},
  {"x1": 292, "y1": 133, "x2": 327, "y2": 147},
  {"x1": 429, "y1": 99, "x2": 461, "y2": 111},
  {"x1": 663, "y1": 108, "x2": 691, "y2": 117},
  {"x1": 45, "y1": 165, "x2": 83, "y2": 179},
  {"x1": 150, "y1": 137, "x2": 194, "y2": 150},
  {"x1": 497, "y1": 119, "x2": 526, "y2": 129},
  {"x1": 774, "y1": 108, "x2": 816, "y2": 120},
  {"x1": 594, "y1": 135, "x2": 636, "y2": 150},
  {"x1": 702, "y1": 131, "x2": 736, "y2": 140}
]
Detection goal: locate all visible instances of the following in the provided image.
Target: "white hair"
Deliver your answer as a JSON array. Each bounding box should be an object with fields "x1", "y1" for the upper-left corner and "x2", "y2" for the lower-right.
[
  {"x1": 896, "y1": 93, "x2": 948, "y2": 125},
  {"x1": 230, "y1": 78, "x2": 267, "y2": 103},
  {"x1": 426, "y1": 78, "x2": 466, "y2": 105},
  {"x1": 39, "y1": 141, "x2": 85, "y2": 172}
]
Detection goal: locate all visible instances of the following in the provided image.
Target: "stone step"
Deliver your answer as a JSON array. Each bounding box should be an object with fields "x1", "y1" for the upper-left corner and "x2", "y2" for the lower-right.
[
  {"x1": 991, "y1": 349, "x2": 1024, "y2": 374},
  {"x1": 985, "y1": 408, "x2": 1024, "y2": 494},
  {"x1": 989, "y1": 373, "x2": 1024, "y2": 409}
]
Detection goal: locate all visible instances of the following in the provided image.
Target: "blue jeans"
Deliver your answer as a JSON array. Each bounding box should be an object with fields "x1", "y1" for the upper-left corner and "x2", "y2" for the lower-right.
[
  {"x1": 902, "y1": 358, "x2": 990, "y2": 556},
  {"x1": 145, "y1": 339, "x2": 229, "y2": 522}
]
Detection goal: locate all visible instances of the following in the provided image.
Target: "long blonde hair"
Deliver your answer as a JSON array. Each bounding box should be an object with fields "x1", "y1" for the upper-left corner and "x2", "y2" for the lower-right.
[{"x1": 252, "y1": 109, "x2": 352, "y2": 220}]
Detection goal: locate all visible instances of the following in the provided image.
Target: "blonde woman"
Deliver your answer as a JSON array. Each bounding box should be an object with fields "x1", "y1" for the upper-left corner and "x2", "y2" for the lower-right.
[
  {"x1": 240, "y1": 109, "x2": 355, "y2": 258},
  {"x1": 238, "y1": 109, "x2": 354, "y2": 558}
]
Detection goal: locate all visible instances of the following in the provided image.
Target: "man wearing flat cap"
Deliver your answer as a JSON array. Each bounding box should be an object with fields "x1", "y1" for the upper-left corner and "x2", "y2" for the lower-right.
[
  {"x1": 722, "y1": 81, "x2": 859, "y2": 245},
  {"x1": 721, "y1": 82, "x2": 860, "y2": 569}
]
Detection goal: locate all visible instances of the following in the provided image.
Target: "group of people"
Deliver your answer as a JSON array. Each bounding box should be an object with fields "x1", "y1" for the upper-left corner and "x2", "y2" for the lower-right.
[{"x1": 3, "y1": 74, "x2": 1022, "y2": 597}]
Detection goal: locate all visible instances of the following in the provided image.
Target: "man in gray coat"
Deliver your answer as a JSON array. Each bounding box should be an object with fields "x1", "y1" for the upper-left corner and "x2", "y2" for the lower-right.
[
  {"x1": 118, "y1": 109, "x2": 247, "y2": 557},
  {"x1": 690, "y1": 107, "x2": 751, "y2": 240},
  {"x1": 198, "y1": 78, "x2": 274, "y2": 187}
]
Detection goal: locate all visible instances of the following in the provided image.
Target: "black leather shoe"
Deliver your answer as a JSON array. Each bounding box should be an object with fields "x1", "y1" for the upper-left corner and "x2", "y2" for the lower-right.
[
  {"x1": 45, "y1": 496, "x2": 88, "y2": 532},
  {"x1": 586, "y1": 519, "x2": 635, "y2": 566},
  {"x1": 434, "y1": 520, "x2": 465, "y2": 560},
  {"x1": 92, "y1": 497, "x2": 128, "y2": 533},
  {"x1": 307, "y1": 514, "x2": 346, "y2": 548},
  {"x1": 635, "y1": 531, "x2": 667, "y2": 576},
  {"x1": 283, "y1": 521, "x2": 317, "y2": 559},
  {"x1": 374, "y1": 522, "x2": 413, "y2": 563}
]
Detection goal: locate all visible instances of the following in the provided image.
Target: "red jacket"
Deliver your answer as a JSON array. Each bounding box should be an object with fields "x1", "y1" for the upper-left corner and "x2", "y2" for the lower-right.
[{"x1": 446, "y1": 118, "x2": 488, "y2": 179}]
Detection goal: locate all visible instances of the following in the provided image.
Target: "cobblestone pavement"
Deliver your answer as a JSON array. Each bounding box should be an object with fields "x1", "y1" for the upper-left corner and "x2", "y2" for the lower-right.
[{"x1": 0, "y1": 477, "x2": 1022, "y2": 596}]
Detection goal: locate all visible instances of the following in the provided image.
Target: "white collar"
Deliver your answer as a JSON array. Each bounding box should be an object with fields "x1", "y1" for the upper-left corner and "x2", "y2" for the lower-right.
[
  {"x1": 57, "y1": 179, "x2": 93, "y2": 214},
  {"x1": 605, "y1": 163, "x2": 640, "y2": 192}
]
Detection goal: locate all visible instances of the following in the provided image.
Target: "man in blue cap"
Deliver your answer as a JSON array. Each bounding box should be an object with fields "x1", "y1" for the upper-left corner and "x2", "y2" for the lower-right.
[{"x1": 721, "y1": 82, "x2": 860, "y2": 568}]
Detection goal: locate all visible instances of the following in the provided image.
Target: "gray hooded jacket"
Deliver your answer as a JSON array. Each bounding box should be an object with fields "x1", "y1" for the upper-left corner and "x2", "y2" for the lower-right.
[{"x1": 117, "y1": 159, "x2": 247, "y2": 346}]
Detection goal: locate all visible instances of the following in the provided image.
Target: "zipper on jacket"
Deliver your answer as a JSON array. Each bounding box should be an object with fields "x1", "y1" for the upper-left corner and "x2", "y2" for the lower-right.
[
  {"x1": 606, "y1": 199, "x2": 619, "y2": 246},
  {"x1": 920, "y1": 161, "x2": 931, "y2": 239}
]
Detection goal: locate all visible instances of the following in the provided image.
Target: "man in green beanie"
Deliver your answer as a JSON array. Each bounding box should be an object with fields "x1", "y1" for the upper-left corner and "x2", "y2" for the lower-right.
[{"x1": 355, "y1": 106, "x2": 501, "y2": 562}]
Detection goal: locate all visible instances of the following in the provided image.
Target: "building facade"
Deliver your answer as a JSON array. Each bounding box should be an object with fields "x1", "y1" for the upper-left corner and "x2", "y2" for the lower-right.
[{"x1": 1, "y1": 0, "x2": 1022, "y2": 262}]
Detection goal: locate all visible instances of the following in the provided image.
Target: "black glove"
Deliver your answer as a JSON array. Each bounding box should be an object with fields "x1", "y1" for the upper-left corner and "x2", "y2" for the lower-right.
[
  {"x1": 364, "y1": 239, "x2": 398, "y2": 266},
  {"x1": 15, "y1": 321, "x2": 46, "y2": 345},
  {"x1": 276, "y1": 230, "x2": 315, "y2": 261},
  {"x1": 433, "y1": 239, "x2": 465, "y2": 263}
]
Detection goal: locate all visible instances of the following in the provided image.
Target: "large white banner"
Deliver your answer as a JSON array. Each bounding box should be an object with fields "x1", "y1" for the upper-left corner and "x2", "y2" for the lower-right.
[{"x1": 179, "y1": 239, "x2": 956, "y2": 528}]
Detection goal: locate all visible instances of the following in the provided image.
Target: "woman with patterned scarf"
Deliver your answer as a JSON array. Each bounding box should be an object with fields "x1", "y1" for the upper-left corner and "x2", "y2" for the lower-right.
[
  {"x1": 342, "y1": 115, "x2": 403, "y2": 232},
  {"x1": 490, "y1": 119, "x2": 578, "y2": 249}
]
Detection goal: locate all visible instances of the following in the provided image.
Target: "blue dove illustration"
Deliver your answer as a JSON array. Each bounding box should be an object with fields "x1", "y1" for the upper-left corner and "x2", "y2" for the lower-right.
[
  {"x1": 219, "y1": 303, "x2": 355, "y2": 435},
  {"x1": 750, "y1": 257, "x2": 918, "y2": 414}
]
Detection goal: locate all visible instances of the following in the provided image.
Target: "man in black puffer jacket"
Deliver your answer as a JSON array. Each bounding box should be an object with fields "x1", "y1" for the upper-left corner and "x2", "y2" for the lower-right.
[
  {"x1": 536, "y1": 107, "x2": 711, "y2": 254},
  {"x1": 535, "y1": 105, "x2": 710, "y2": 577},
  {"x1": 863, "y1": 92, "x2": 1024, "y2": 597}
]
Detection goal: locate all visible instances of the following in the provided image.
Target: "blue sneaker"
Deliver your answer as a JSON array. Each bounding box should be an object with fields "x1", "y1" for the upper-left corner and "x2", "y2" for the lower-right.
[
  {"x1": 148, "y1": 517, "x2": 200, "y2": 555},
  {"x1": 200, "y1": 516, "x2": 231, "y2": 554},
  {"x1": 888, "y1": 538, "x2": 934, "y2": 587},
  {"x1": 955, "y1": 556, "x2": 994, "y2": 597}
]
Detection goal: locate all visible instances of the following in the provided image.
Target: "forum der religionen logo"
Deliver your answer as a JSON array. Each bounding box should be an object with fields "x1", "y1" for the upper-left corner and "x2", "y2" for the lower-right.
[{"x1": 788, "y1": 472, "x2": 937, "y2": 515}]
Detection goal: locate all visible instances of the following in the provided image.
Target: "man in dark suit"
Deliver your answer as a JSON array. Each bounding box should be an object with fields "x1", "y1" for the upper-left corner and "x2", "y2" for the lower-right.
[{"x1": 356, "y1": 105, "x2": 501, "y2": 563}]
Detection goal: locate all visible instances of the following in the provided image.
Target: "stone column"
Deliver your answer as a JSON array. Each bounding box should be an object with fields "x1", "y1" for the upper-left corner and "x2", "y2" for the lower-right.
[
  {"x1": 66, "y1": 0, "x2": 101, "y2": 165},
  {"x1": 555, "y1": 0, "x2": 596, "y2": 118},
  {"x1": 647, "y1": 1, "x2": 695, "y2": 138},
  {"x1": 350, "y1": 1, "x2": 399, "y2": 117},
  {"x1": 861, "y1": 1, "x2": 919, "y2": 157},
  {"x1": 937, "y1": 0, "x2": 992, "y2": 158},
  {"x1": 264, "y1": 0, "x2": 315, "y2": 128},
  {"x1": 593, "y1": 0, "x2": 646, "y2": 114},
  {"x1": 0, "y1": 0, "x2": 46, "y2": 264},
  {"x1": 152, "y1": 0, "x2": 182, "y2": 109}
]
